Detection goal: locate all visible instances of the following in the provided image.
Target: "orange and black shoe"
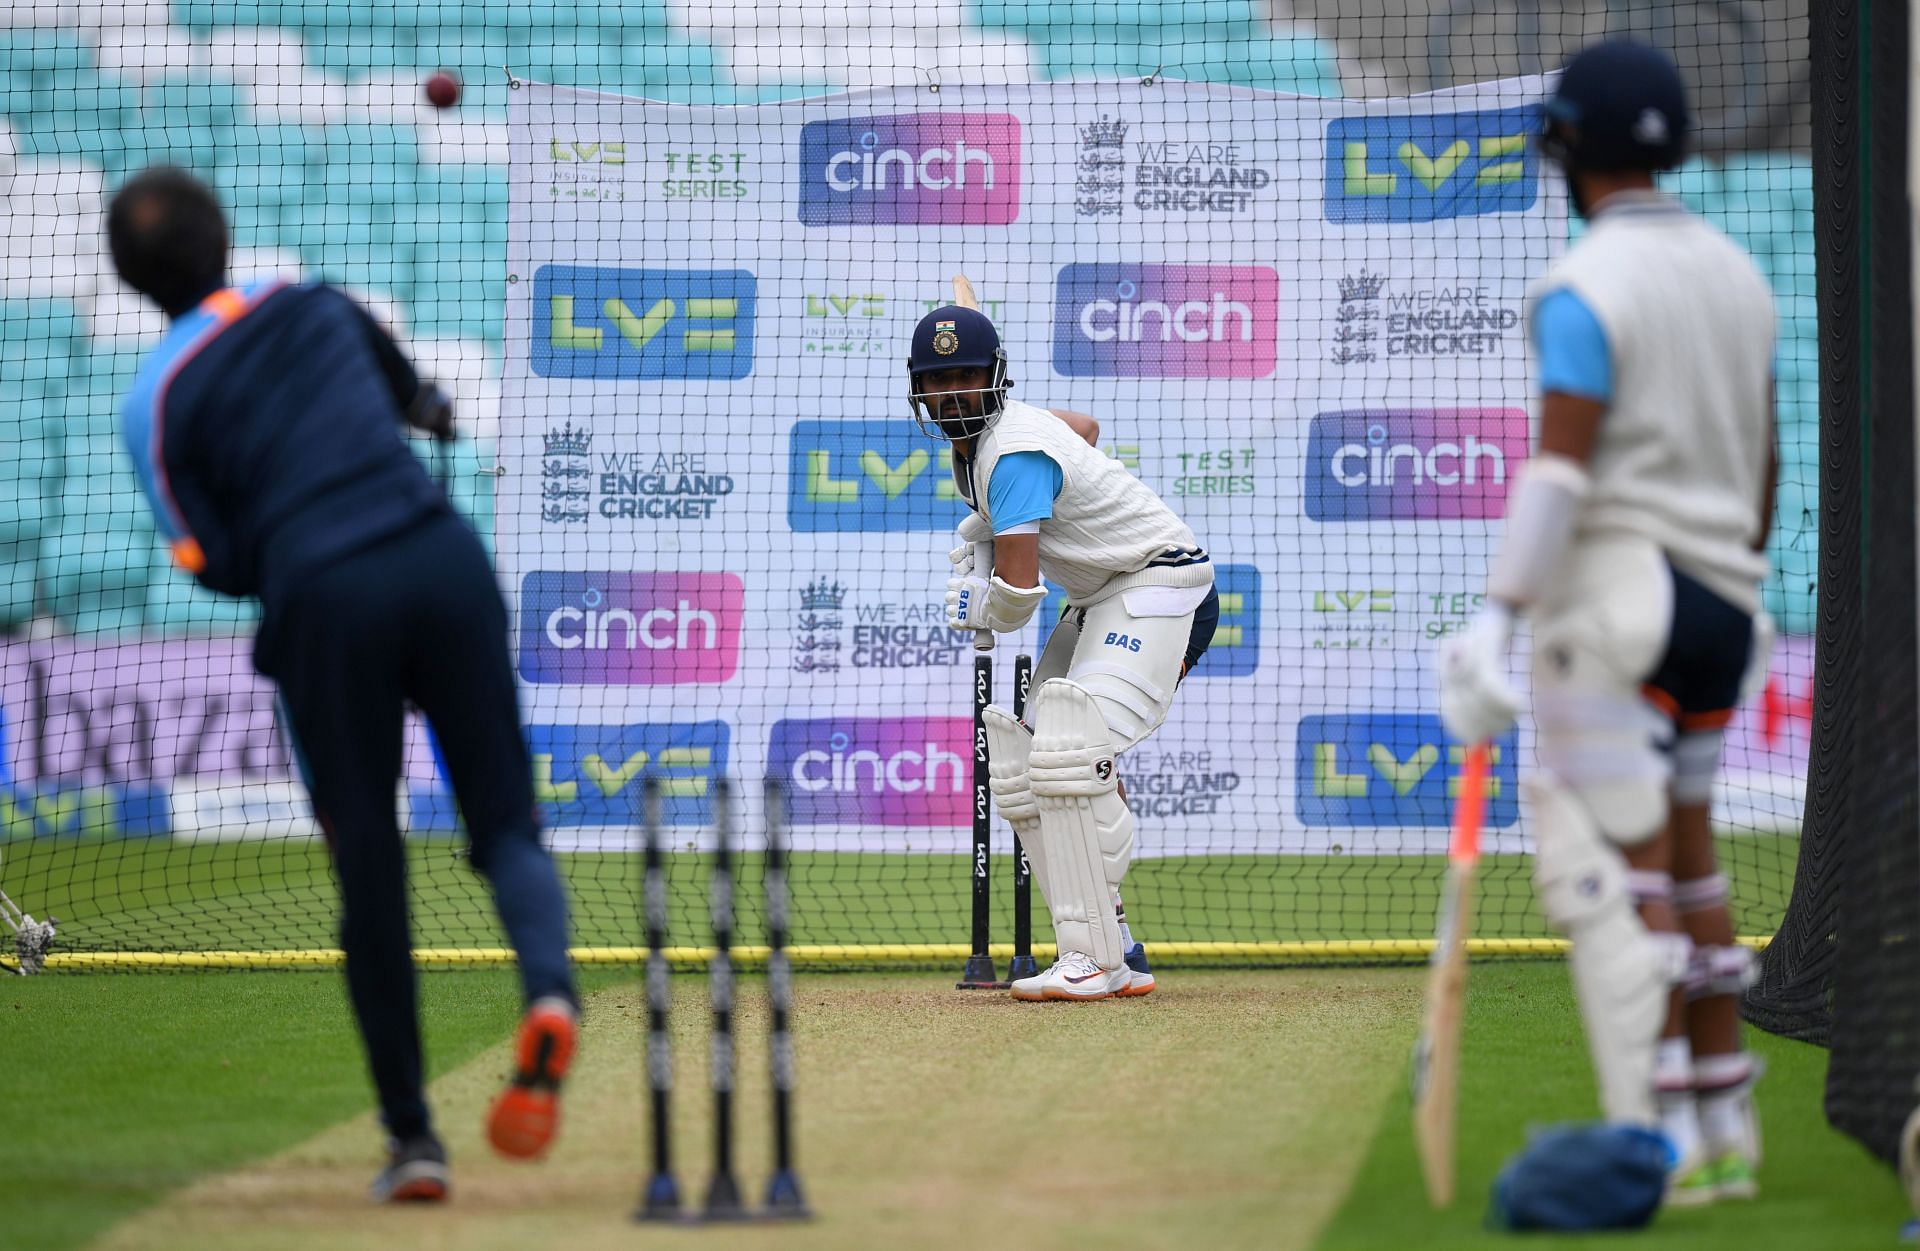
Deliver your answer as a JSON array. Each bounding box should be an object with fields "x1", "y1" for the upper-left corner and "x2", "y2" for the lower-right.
[
  {"x1": 486, "y1": 995, "x2": 578, "y2": 1160},
  {"x1": 370, "y1": 1134, "x2": 450, "y2": 1203}
]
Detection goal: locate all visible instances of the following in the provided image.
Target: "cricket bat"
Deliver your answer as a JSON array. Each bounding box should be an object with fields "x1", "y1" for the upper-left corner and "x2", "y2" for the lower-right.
[
  {"x1": 1411, "y1": 741, "x2": 1490, "y2": 1209},
  {"x1": 951, "y1": 273, "x2": 994, "y2": 655}
]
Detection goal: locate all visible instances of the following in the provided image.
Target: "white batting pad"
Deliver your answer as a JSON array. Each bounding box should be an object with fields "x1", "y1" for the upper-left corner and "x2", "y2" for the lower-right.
[{"x1": 1028, "y1": 679, "x2": 1134, "y2": 970}]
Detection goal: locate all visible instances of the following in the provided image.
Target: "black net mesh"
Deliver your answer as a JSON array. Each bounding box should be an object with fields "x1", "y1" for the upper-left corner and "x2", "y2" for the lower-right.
[
  {"x1": 1743, "y1": 0, "x2": 1920, "y2": 1169},
  {"x1": 0, "y1": 3, "x2": 1816, "y2": 972}
]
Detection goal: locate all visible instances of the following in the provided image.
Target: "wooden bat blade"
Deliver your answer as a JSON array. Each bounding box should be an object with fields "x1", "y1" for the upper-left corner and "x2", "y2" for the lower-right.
[
  {"x1": 952, "y1": 275, "x2": 980, "y2": 310},
  {"x1": 1410, "y1": 742, "x2": 1490, "y2": 1209},
  {"x1": 1412, "y1": 864, "x2": 1475, "y2": 1208}
]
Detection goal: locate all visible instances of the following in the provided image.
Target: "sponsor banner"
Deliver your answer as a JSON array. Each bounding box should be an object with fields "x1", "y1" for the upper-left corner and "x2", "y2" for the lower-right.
[
  {"x1": 768, "y1": 717, "x2": 972, "y2": 827},
  {"x1": 518, "y1": 572, "x2": 744, "y2": 685},
  {"x1": 501, "y1": 77, "x2": 1647, "y2": 854},
  {"x1": 798, "y1": 112, "x2": 1023, "y2": 226},
  {"x1": 1295, "y1": 714, "x2": 1521, "y2": 829},
  {"x1": 787, "y1": 419, "x2": 969, "y2": 533},
  {"x1": 530, "y1": 265, "x2": 757, "y2": 380},
  {"x1": 1305, "y1": 409, "x2": 1530, "y2": 522},
  {"x1": 1324, "y1": 105, "x2": 1543, "y2": 224},
  {"x1": 528, "y1": 721, "x2": 729, "y2": 827},
  {"x1": 1052, "y1": 262, "x2": 1279, "y2": 378}
]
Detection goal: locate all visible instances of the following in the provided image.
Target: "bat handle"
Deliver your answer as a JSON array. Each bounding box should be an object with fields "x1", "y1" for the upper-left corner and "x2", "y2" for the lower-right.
[{"x1": 972, "y1": 630, "x2": 995, "y2": 653}]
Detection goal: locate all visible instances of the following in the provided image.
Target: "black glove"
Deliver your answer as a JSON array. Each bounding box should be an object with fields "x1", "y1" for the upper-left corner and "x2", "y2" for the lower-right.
[{"x1": 404, "y1": 383, "x2": 456, "y2": 443}]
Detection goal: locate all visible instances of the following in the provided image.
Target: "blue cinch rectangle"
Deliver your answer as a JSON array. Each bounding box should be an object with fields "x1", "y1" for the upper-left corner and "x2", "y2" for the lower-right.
[
  {"x1": 787, "y1": 419, "x2": 970, "y2": 532},
  {"x1": 1294, "y1": 713, "x2": 1519, "y2": 828},
  {"x1": 1324, "y1": 106, "x2": 1542, "y2": 224},
  {"x1": 530, "y1": 265, "x2": 756, "y2": 380}
]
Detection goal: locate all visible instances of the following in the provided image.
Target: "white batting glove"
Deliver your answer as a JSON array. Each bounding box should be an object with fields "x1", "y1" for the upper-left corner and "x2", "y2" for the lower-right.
[
  {"x1": 948, "y1": 540, "x2": 994, "y2": 581},
  {"x1": 1739, "y1": 609, "x2": 1775, "y2": 703},
  {"x1": 946, "y1": 573, "x2": 993, "y2": 631},
  {"x1": 1438, "y1": 604, "x2": 1522, "y2": 745}
]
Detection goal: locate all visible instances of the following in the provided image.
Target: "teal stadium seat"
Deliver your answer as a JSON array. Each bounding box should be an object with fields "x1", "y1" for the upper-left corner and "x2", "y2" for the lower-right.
[
  {"x1": 1038, "y1": 42, "x2": 1160, "y2": 82},
  {"x1": 42, "y1": 459, "x2": 157, "y2": 637},
  {"x1": 974, "y1": 0, "x2": 1259, "y2": 33},
  {"x1": 1158, "y1": 35, "x2": 1341, "y2": 94}
]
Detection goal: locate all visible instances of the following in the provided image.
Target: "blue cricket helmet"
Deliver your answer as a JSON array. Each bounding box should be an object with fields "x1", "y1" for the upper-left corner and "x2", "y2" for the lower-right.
[
  {"x1": 906, "y1": 304, "x2": 1011, "y2": 440},
  {"x1": 908, "y1": 304, "x2": 1003, "y2": 374},
  {"x1": 1543, "y1": 38, "x2": 1692, "y2": 172}
]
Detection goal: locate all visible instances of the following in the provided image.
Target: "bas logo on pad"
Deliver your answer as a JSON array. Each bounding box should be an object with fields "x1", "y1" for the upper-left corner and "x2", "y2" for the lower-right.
[
  {"x1": 799, "y1": 113, "x2": 1023, "y2": 226},
  {"x1": 1324, "y1": 106, "x2": 1542, "y2": 224}
]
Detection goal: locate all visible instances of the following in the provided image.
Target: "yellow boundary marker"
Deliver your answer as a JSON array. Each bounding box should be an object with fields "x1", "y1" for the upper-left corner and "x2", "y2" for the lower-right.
[{"x1": 18, "y1": 934, "x2": 1772, "y2": 973}]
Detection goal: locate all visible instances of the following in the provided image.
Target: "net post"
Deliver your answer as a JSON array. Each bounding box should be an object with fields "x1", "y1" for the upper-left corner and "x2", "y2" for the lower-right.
[
  {"x1": 701, "y1": 780, "x2": 746, "y2": 1220},
  {"x1": 761, "y1": 776, "x2": 811, "y2": 1220},
  {"x1": 958, "y1": 651, "x2": 1003, "y2": 988},
  {"x1": 1008, "y1": 653, "x2": 1039, "y2": 982},
  {"x1": 634, "y1": 775, "x2": 682, "y2": 1222}
]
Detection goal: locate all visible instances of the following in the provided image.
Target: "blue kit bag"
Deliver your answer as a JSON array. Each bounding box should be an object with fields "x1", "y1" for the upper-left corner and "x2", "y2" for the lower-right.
[{"x1": 1487, "y1": 1124, "x2": 1672, "y2": 1232}]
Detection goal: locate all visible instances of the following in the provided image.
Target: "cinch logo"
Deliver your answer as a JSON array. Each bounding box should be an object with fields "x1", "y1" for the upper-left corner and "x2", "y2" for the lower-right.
[
  {"x1": 1033, "y1": 564, "x2": 1260, "y2": 679},
  {"x1": 1305, "y1": 409, "x2": 1529, "y2": 522},
  {"x1": 527, "y1": 722, "x2": 728, "y2": 827},
  {"x1": 1324, "y1": 106, "x2": 1542, "y2": 224},
  {"x1": 518, "y1": 572, "x2": 744, "y2": 685},
  {"x1": 798, "y1": 113, "x2": 1022, "y2": 226},
  {"x1": 530, "y1": 266, "x2": 756, "y2": 380},
  {"x1": 1052, "y1": 263, "x2": 1278, "y2": 378},
  {"x1": 768, "y1": 718, "x2": 971, "y2": 826},
  {"x1": 787, "y1": 419, "x2": 969, "y2": 532},
  {"x1": 1294, "y1": 714, "x2": 1519, "y2": 828}
]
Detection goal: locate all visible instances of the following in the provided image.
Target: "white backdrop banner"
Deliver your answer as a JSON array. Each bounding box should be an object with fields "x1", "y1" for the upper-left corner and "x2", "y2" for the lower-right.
[{"x1": 500, "y1": 76, "x2": 1566, "y2": 854}]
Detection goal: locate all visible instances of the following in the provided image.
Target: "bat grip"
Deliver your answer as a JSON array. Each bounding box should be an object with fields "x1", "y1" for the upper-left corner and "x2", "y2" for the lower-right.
[{"x1": 972, "y1": 631, "x2": 995, "y2": 653}]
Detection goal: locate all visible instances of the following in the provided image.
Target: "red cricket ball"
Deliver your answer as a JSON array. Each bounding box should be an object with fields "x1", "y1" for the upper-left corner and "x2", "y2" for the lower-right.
[{"x1": 424, "y1": 70, "x2": 460, "y2": 110}]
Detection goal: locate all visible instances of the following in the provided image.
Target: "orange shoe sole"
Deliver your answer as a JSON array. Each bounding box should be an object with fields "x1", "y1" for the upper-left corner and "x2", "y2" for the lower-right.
[
  {"x1": 385, "y1": 1175, "x2": 449, "y2": 1203},
  {"x1": 1116, "y1": 981, "x2": 1155, "y2": 997},
  {"x1": 487, "y1": 1004, "x2": 577, "y2": 1160},
  {"x1": 1042, "y1": 986, "x2": 1115, "y2": 1001}
]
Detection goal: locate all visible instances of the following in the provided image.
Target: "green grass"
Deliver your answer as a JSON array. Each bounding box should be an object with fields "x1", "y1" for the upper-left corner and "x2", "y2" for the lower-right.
[
  {"x1": 2, "y1": 833, "x2": 1801, "y2": 959},
  {"x1": 1318, "y1": 962, "x2": 1909, "y2": 1249},
  {"x1": 5, "y1": 968, "x2": 628, "y2": 1251}
]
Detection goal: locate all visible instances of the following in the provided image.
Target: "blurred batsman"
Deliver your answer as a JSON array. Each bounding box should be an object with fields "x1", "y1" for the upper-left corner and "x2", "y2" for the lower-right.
[
  {"x1": 908, "y1": 304, "x2": 1219, "y2": 1002},
  {"x1": 1437, "y1": 42, "x2": 1777, "y2": 1205},
  {"x1": 107, "y1": 168, "x2": 579, "y2": 1202}
]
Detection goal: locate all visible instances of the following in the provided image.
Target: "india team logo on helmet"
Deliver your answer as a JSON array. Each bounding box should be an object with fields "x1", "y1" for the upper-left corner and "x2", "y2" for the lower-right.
[{"x1": 932, "y1": 320, "x2": 959, "y2": 355}]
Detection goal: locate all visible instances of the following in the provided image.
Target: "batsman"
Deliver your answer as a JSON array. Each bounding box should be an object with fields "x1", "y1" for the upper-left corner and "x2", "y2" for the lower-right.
[
  {"x1": 1438, "y1": 41, "x2": 1776, "y2": 1203},
  {"x1": 908, "y1": 292, "x2": 1218, "y2": 1002}
]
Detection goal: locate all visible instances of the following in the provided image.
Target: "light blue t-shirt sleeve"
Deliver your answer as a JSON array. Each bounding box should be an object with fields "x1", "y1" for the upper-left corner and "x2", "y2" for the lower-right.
[
  {"x1": 986, "y1": 451, "x2": 1064, "y2": 533},
  {"x1": 1532, "y1": 288, "x2": 1613, "y2": 402}
]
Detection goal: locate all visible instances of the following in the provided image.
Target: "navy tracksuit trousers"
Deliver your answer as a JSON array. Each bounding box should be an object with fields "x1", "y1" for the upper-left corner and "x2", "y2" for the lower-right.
[{"x1": 255, "y1": 510, "x2": 574, "y2": 1141}]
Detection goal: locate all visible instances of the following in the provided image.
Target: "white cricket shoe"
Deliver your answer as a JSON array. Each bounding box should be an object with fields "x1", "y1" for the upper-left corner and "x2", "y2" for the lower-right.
[{"x1": 1009, "y1": 951, "x2": 1130, "y2": 1002}]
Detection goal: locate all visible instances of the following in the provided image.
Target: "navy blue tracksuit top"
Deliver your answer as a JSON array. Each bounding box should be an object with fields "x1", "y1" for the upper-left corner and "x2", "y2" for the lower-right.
[{"x1": 120, "y1": 280, "x2": 449, "y2": 605}]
